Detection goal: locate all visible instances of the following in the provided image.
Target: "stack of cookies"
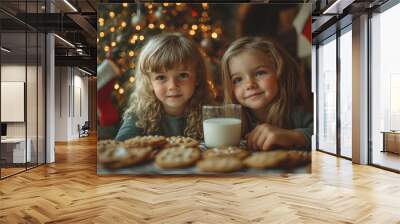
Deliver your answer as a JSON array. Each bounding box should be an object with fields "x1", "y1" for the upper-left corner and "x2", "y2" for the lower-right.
[
  {"x1": 155, "y1": 136, "x2": 201, "y2": 169},
  {"x1": 198, "y1": 148, "x2": 311, "y2": 173},
  {"x1": 197, "y1": 146, "x2": 249, "y2": 173},
  {"x1": 98, "y1": 136, "x2": 167, "y2": 169},
  {"x1": 243, "y1": 149, "x2": 311, "y2": 169},
  {"x1": 97, "y1": 136, "x2": 311, "y2": 173},
  {"x1": 98, "y1": 136, "x2": 203, "y2": 170}
]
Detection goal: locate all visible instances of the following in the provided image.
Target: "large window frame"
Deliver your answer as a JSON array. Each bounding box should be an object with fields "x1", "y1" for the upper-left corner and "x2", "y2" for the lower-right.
[
  {"x1": 314, "y1": 0, "x2": 400, "y2": 173},
  {"x1": 368, "y1": 0, "x2": 400, "y2": 173},
  {"x1": 316, "y1": 34, "x2": 338, "y2": 156},
  {"x1": 315, "y1": 24, "x2": 353, "y2": 161},
  {"x1": 339, "y1": 25, "x2": 353, "y2": 159}
]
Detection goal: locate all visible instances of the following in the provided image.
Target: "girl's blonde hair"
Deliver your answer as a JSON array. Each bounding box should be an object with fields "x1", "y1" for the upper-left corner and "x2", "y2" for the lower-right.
[
  {"x1": 124, "y1": 32, "x2": 213, "y2": 139},
  {"x1": 221, "y1": 36, "x2": 307, "y2": 129}
]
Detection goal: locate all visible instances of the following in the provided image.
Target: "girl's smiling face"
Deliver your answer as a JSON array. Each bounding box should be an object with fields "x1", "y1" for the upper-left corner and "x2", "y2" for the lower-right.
[
  {"x1": 228, "y1": 49, "x2": 279, "y2": 111},
  {"x1": 150, "y1": 65, "x2": 196, "y2": 116}
]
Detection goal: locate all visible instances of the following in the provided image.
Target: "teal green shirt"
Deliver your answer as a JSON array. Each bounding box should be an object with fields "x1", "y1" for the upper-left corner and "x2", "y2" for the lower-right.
[
  {"x1": 115, "y1": 113, "x2": 186, "y2": 141},
  {"x1": 243, "y1": 107, "x2": 313, "y2": 149}
]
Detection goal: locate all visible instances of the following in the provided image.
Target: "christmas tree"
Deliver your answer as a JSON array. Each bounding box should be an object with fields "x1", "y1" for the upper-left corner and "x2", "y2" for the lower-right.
[{"x1": 97, "y1": 2, "x2": 225, "y2": 135}]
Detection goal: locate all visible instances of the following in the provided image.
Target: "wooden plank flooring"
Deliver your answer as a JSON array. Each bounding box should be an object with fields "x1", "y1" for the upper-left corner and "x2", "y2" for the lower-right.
[
  {"x1": 372, "y1": 150, "x2": 400, "y2": 171},
  {"x1": 1, "y1": 167, "x2": 26, "y2": 178},
  {"x1": 0, "y1": 134, "x2": 399, "y2": 223}
]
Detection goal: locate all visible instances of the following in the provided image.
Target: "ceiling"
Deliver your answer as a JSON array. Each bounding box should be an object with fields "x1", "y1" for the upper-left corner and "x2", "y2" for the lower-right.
[
  {"x1": 1, "y1": 0, "x2": 395, "y2": 75},
  {"x1": 0, "y1": 0, "x2": 96, "y2": 74},
  {"x1": 311, "y1": 0, "x2": 390, "y2": 43}
]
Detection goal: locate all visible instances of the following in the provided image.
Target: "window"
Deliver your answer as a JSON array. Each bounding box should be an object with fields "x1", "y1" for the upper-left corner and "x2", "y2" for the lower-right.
[
  {"x1": 371, "y1": 2, "x2": 400, "y2": 171},
  {"x1": 317, "y1": 36, "x2": 337, "y2": 154},
  {"x1": 339, "y1": 28, "x2": 352, "y2": 158}
]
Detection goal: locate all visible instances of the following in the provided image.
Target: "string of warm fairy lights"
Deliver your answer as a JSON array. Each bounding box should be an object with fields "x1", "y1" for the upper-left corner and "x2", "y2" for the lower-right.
[{"x1": 98, "y1": 2, "x2": 222, "y2": 107}]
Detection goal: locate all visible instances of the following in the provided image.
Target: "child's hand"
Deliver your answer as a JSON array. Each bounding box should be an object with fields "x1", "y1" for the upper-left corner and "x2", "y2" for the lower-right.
[{"x1": 245, "y1": 123, "x2": 306, "y2": 151}]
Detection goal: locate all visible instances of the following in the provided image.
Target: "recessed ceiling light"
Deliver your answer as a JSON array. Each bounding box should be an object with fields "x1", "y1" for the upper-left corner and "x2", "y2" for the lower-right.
[
  {"x1": 322, "y1": 0, "x2": 353, "y2": 15},
  {"x1": 78, "y1": 67, "x2": 93, "y2": 76},
  {"x1": 54, "y1": 34, "x2": 75, "y2": 48},
  {"x1": 63, "y1": 0, "x2": 78, "y2": 12},
  {"x1": 1, "y1": 47, "x2": 11, "y2": 53}
]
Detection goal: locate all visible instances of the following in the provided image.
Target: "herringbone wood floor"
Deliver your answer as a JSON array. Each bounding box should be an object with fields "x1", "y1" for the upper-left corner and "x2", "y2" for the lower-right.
[{"x1": 0, "y1": 134, "x2": 399, "y2": 224}]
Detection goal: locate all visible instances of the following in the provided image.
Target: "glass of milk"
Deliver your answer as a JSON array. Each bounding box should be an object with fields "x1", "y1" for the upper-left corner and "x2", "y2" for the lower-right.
[{"x1": 202, "y1": 104, "x2": 242, "y2": 148}]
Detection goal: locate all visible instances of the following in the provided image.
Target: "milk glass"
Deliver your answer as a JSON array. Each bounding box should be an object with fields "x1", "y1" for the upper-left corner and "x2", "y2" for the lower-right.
[{"x1": 202, "y1": 104, "x2": 242, "y2": 148}]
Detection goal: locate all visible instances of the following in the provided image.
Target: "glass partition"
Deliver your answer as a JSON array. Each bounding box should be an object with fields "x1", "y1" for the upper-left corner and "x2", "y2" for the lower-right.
[
  {"x1": 1, "y1": 29, "x2": 27, "y2": 178},
  {"x1": 0, "y1": 0, "x2": 46, "y2": 179}
]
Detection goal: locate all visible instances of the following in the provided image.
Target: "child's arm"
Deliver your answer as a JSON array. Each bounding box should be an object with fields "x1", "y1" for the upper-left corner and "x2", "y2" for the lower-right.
[
  {"x1": 246, "y1": 123, "x2": 308, "y2": 151},
  {"x1": 115, "y1": 114, "x2": 144, "y2": 141}
]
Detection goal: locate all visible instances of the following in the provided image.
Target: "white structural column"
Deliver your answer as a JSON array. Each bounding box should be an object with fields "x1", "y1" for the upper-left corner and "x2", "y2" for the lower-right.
[
  {"x1": 312, "y1": 45, "x2": 317, "y2": 150},
  {"x1": 46, "y1": 1, "x2": 55, "y2": 163},
  {"x1": 352, "y1": 14, "x2": 369, "y2": 164},
  {"x1": 46, "y1": 33, "x2": 55, "y2": 163}
]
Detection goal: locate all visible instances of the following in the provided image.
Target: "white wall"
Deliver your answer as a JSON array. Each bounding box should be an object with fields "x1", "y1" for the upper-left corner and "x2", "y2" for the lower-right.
[
  {"x1": 72, "y1": 73, "x2": 89, "y2": 138},
  {"x1": 55, "y1": 67, "x2": 69, "y2": 141},
  {"x1": 1, "y1": 65, "x2": 26, "y2": 141},
  {"x1": 1, "y1": 65, "x2": 31, "y2": 137},
  {"x1": 1, "y1": 64, "x2": 46, "y2": 164},
  {"x1": 54, "y1": 67, "x2": 89, "y2": 141}
]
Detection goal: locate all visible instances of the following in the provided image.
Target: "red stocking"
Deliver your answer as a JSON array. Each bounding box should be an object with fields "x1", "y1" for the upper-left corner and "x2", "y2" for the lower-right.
[{"x1": 97, "y1": 79, "x2": 119, "y2": 126}]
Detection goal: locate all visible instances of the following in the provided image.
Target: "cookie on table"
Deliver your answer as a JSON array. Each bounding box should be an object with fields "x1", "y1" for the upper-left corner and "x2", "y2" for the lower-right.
[
  {"x1": 123, "y1": 135, "x2": 167, "y2": 149},
  {"x1": 197, "y1": 157, "x2": 243, "y2": 173},
  {"x1": 243, "y1": 150, "x2": 288, "y2": 169},
  {"x1": 155, "y1": 146, "x2": 201, "y2": 169},
  {"x1": 281, "y1": 150, "x2": 311, "y2": 168},
  {"x1": 164, "y1": 136, "x2": 199, "y2": 148},
  {"x1": 100, "y1": 145, "x2": 152, "y2": 169},
  {"x1": 147, "y1": 149, "x2": 161, "y2": 161},
  {"x1": 97, "y1": 139, "x2": 121, "y2": 154},
  {"x1": 203, "y1": 146, "x2": 249, "y2": 160}
]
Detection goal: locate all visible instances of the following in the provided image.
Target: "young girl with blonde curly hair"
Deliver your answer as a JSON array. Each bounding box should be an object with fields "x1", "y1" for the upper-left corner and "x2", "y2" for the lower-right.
[
  {"x1": 115, "y1": 33, "x2": 213, "y2": 140},
  {"x1": 221, "y1": 36, "x2": 313, "y2": 151}
]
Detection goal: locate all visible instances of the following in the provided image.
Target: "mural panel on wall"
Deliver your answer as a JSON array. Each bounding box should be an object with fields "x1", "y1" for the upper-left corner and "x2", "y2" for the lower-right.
[{"x1": 97, "y1": 3, "x2": 313, "y2": 175}]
